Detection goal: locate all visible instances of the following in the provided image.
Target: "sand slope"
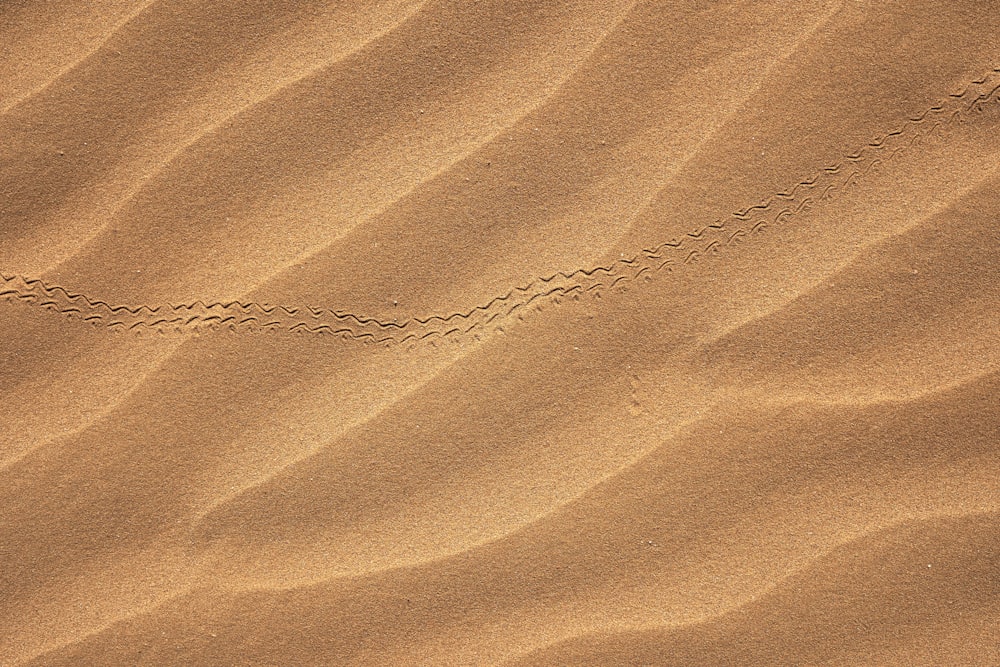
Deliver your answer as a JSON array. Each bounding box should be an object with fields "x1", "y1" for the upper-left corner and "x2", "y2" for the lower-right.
[{"x1": 1, "y1": 1, "x2": 998, "y2": 665}]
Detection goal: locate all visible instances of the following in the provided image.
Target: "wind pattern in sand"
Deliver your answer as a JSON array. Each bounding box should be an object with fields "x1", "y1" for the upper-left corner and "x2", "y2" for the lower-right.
[
  {"x1": 3, "y1": 69, "x2": 1000, "y2": 346},
  {"x1": 1, "y1": 1, "x2": 999, "y2": 666}
]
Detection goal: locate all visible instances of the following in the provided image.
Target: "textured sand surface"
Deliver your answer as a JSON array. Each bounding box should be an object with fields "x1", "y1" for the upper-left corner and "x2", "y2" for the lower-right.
[{"x1": 1, "y1": 1, "x2": 999, "y2": 665}]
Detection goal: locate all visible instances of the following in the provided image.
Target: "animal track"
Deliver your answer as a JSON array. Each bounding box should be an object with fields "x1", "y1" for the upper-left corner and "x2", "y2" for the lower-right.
[{"x1": 2, "y1": 67, "x2": 999, "y2": 347}]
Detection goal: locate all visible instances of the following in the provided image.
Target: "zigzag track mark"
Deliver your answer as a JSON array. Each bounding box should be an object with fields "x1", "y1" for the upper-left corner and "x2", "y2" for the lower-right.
[{"x1": 2, "y1": 68, "x2": 999, "y2": 345}]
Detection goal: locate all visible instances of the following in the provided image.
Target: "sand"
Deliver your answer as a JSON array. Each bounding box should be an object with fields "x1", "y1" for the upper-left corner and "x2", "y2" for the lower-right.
[{"x1": 1, "y1": 1, "x2": 998, "y2": 665}]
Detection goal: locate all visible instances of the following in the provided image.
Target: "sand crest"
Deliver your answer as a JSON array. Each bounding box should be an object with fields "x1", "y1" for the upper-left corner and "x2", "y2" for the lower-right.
[{"x1": 1, "y1": 1, "x2": 998, "y2": 665}]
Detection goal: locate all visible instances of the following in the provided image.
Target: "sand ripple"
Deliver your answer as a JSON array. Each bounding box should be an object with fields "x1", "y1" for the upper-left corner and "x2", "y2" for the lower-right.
[{"x1": 1, "y1": 1, "x2": 998, "y2": 664}]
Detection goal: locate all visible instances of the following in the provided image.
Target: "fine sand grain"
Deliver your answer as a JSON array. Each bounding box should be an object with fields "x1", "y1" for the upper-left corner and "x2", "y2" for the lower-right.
[{"x1": 1, "y1": 1, "x2": 998, "y2": 665}]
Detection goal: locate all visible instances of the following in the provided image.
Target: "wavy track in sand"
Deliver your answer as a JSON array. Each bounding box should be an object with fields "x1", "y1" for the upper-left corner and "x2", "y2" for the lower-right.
[
  {"x1": 2, "y1": 3, "x2": 999, "y2": 666},
  {"x1": 2, "y1": 67, "x2": 999, "y2": 344}
]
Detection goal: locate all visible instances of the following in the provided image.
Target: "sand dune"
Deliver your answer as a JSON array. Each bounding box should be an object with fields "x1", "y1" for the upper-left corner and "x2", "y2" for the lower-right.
[{"x1": 1, "y1": 1, "x2": 998, "y2": 665}]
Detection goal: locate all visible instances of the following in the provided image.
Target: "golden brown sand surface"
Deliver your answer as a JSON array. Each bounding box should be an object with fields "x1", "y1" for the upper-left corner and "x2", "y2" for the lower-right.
[{"x1": 1, "y1": 1, "x2": 999, "y2": 665}]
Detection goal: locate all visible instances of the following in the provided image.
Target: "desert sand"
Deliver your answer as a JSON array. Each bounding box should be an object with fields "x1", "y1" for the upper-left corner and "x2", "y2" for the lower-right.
[{"x1": 1, "y1": 1, "x2": 998, "y2": 665}]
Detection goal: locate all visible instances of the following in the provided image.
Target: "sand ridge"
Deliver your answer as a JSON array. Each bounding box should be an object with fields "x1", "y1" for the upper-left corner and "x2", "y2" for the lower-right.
[
  {"x1": 1, "y1": 1, "x2": 999, "y2": 665},
  {"x1": 3, "y1": 66, "x2": 1000, "y2": 345}
]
